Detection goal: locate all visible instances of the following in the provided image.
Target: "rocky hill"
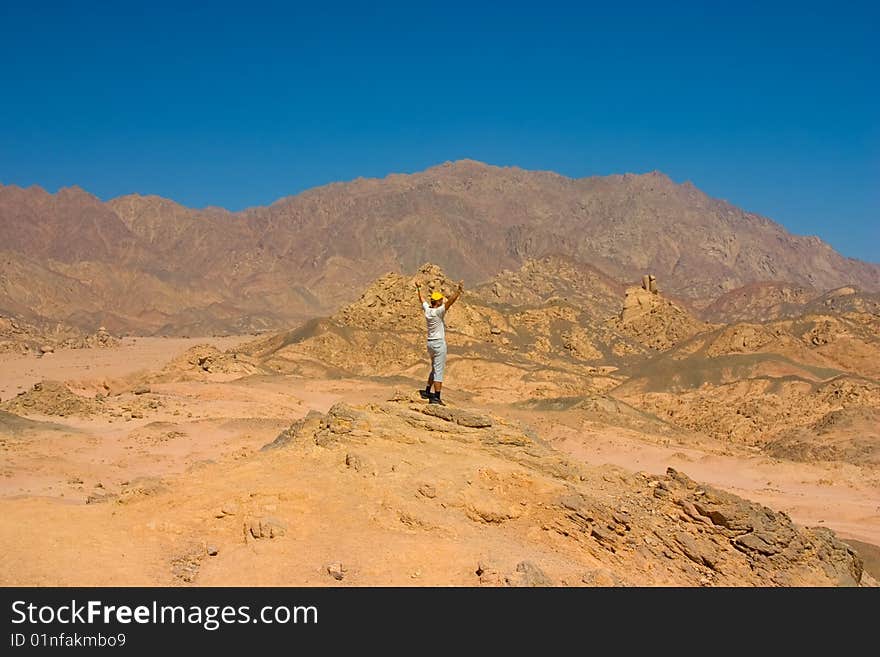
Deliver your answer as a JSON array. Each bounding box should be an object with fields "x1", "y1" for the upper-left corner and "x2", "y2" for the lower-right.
[
  {"x1": 612, "y1": 302, "x2": 880, "y2": 463},
  {"x1": 700, "y1": 282, "x2": 820, "y2": 323},
  {"x1": 237, "y1": 262, "x2": 677, "y2": 400},
  {"x1": 611, "y1": 284, "x2": 715, "y2": 351},
  {"x1": 228, "y1": 262, "x2": 880, "y2": 471},
  {"x1": 472, "y1": 255, "x2": 624, "y2": 316},
  {"x1": 0, "y1": 312, "x2": 118, "y2": 355}
]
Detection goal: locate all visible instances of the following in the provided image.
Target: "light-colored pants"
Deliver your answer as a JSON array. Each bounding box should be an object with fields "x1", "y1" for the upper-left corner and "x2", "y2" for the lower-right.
[{"x1": 427, "y1": 339, "x2": 447, "y2": 382}]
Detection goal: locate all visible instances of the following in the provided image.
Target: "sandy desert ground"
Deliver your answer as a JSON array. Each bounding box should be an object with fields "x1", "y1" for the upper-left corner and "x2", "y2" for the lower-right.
[{"x1": 1, "y1": 334, "x2": 877, "y2": 586}]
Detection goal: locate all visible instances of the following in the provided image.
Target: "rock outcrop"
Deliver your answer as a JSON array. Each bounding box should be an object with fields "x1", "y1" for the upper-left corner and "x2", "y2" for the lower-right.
[
  {"x1": 612, "y1": 283, "x2": 713, "y2": 351},
  {"x1": 0, "y1": 381, "x2": 100, "y2": 417},
  {"x1": 256, "y1": 397, "x2": 868, "y2": 586},
  {"x1": 149, "y1": 344, "x2": 270, "y2": 382},
  {"x1": 0, "y1": 314, "x2": 119, "y2": 354}
]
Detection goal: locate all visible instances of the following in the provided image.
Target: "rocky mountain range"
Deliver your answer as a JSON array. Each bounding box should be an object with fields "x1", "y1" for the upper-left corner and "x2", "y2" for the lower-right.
[{"x1": 2, "y1": 160, "x2": 878, "y2": 335}]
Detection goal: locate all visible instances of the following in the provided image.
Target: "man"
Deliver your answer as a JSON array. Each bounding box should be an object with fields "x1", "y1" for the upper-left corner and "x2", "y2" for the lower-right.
[{"x1": 415, "y1": 279, "x2": 464, "y2": 405}]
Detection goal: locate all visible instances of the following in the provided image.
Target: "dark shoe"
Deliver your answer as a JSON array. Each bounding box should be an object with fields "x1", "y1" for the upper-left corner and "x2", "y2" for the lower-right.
[
  {"x1": 428, "y1": 395, "x2": 445, "y2": 405},
  {"x1": 419, "y1": 389, "x2": 431, "y2": 399}
]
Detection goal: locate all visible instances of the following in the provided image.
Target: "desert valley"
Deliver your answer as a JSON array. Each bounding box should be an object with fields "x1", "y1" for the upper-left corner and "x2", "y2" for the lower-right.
[{"x1": 1, "y1": 161, "x2": 878, "y2": 587}]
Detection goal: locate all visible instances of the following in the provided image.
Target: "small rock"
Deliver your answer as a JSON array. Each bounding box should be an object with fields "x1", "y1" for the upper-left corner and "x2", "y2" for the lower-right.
[
  {"x1": 86, "y1": 492, "x2": 117, "y2": 505},
  {"x1": 345, "y1": 453, "x2": 364, "y2": 471},
  {"x1": 133, "y1": 385, "x2": 151, "y2": 395},
  {"x1": 507, "y1": 561, "x2": 553, "y2": 587},
  {"x1": 420, "y1": 405, "x2": 493, "y2": 428},
  {"x1": 418, "y1": 483, "x2": 437, "y2": 499},
  {"x1": 590, "y1": 526, "x2": 617, "y2": 551},
  {"x1": 387, "y1": 389, "x2": 411, "y2": 402},
  {"x1": 247, "y1": 516, "x2": 287, "y2": 540},
  {"x1": 475, "y1": 559, "x2": 502, "y2": 585},
  {"x1": 327, "y1": 563, "x2": 346, "y2": 580},
  {"x1": 582, "y1": 568, "x2": 626, "y2": 587},
  {"x1": 206, "y1": 544, "x2": 219, "y2": 556},
  {"x1": 216, "y1": 502, "x2": 239, "y2": 518}
]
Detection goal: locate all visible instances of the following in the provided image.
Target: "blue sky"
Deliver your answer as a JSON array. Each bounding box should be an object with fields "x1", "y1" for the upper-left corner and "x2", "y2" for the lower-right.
[{"x1": 1, "y1": 1, "x2": 877, "y2": 261}]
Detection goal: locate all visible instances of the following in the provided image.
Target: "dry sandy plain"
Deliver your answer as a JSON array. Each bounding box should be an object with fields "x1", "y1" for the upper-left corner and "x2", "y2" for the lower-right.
[{"x1": 1, "y1": 333, "x2": 877, "y2": 587}]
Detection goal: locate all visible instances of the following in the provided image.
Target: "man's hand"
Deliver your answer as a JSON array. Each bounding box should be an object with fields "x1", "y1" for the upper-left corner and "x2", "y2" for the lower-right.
[{"x1": 445, "y1": 280, "x2": 464, "y2": 309}]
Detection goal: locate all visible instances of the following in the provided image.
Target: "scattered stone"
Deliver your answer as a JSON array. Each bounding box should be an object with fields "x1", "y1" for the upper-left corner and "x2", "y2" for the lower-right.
[
  {"x1": 506, "y1": 561, "x2": 553, "y2": 587},
  {"x1": 246, "y1": 516, "x2": 287, "y2": 540},
  {"x1": 582, "y1": 568, "x2": 627, "y2": 587},
  {"x1": 216, "y1": 503, "x2": 239, "y2": 518},
  {"x1": 417, "y1": 483, "x2": 437, "y2": 499},
  {"x1": 420, "y1": 405, "x2": 493, "y2": 428},
  {"x1": 86, "y1": 492, "x2": 118, "y2": 504},
  {"x1": 170, "y1": 548, "x2": 203, "y2": 583},
  {"x1": 675, "y1": 531, "x2": 715, "y2": 567},
  {"x1": 133, "y1": 385, "x2": 151, "y2": 395},
  {"x1": 327, "y1": 563, "x2": 346, "y2": 581},
  {"x1": 387, "y1": 389, "x2": 412, "y2": 402},
  {"x1": 590, "y1": 526, "x2": 617, "y2": 551},
  {"x1": 261, "y1": 410, "x2": 325, "y2": 450},
  {"x1": 465, "y1": 492, "x2": 522, "y2": 523},
  {"x1": 475, "y1": 560, "x2": 503, "y2": 585},
  {"x1": 206, "y1": 544, "x2": 219, "y2": 556}
]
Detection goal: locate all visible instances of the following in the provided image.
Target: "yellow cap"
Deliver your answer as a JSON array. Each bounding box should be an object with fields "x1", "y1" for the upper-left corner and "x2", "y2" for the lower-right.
[{"x1": 430, "y1": 290, "x2": 444, "y2": 301}]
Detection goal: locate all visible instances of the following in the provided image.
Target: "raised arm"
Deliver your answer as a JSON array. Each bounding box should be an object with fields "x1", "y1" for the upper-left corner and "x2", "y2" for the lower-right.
[
  {"x1": 416, "y1": 281, "x2": 425, "y2": 305},
  {"x1": 444, "y1": 280, "x2": 464, "y2": 309}
]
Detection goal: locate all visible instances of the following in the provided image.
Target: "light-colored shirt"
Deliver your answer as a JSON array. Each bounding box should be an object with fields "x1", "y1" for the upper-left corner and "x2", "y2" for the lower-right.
[{"x1": 422, "y1": 301, "x2": 447, "y2": 341}]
